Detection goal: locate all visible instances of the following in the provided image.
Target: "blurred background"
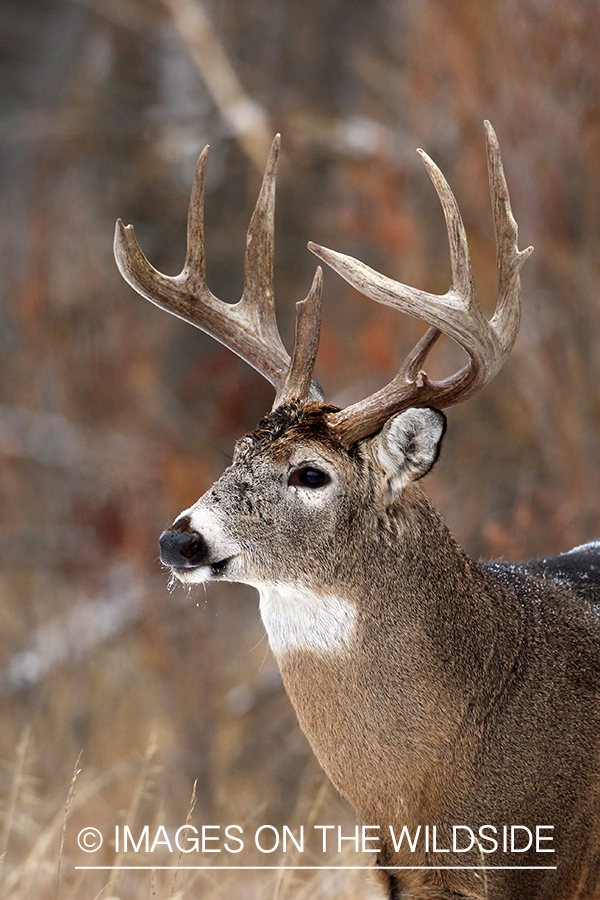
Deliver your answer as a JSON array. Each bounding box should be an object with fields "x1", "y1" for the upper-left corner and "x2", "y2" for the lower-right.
[{"x1": 1, "y1": 0, "x2": 599, "y2": 897}]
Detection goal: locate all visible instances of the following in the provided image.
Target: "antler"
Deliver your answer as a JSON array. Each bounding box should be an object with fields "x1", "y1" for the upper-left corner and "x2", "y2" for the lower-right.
[
  {"x1": 114, "y1": 136, "x2": 323, "y2": 408},
  {"x1": 309, "y1": 121, "x2": 533, "y2": 447}
]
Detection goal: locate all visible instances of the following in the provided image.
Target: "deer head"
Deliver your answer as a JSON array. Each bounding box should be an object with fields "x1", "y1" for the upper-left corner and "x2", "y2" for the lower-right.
[{"x1": 114, "y1": 122, "x2": 532, "y2": 615}]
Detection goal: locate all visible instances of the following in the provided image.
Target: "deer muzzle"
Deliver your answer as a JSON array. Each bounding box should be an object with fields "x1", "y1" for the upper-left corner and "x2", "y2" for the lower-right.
[{"x1": 159, "y1": 506, "x2": 241, "y2": 583}]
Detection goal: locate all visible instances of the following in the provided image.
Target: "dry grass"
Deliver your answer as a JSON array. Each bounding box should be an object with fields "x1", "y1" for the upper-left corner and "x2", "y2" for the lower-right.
[{"x1": 0, "y1": 736, "x2": 381, "y2": 900}]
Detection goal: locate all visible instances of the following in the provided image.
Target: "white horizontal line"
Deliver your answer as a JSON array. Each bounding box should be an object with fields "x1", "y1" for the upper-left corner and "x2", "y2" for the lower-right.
[{"x1": 75, "y1": 865, "x2": 558, "y2": 871}]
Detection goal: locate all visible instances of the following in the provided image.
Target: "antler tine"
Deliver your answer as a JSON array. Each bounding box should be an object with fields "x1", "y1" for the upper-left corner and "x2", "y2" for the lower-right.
[
  {"x1": 416, "y1": 149, "x2": 476, "y2": 306},
  {"x1": 114, "y1": 146, "x2": 213, "y2": 324},
  {"x1": 274, "y1": 267, "x2": 324, "y2": 408},
  {"x1": 485, "y1": 120, "x2": 534, "y2": 352},
  {"x1": 309, "y1": 123, "x2": 533, "y2": 447},
  {"x1": 182, "y1": 144, "x2": 209, "y2": 289},
  {"x1": 114, "y1": 136, "x2": 322, "y2": 402},
  {"x1": 238, "y1": 134, "x2": 288, "y2": 365}
]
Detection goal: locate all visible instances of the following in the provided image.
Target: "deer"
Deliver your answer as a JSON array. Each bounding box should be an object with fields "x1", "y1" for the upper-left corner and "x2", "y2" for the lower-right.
[{"x1": 114, "y1": 122, "x2": 600, "y2": 900}]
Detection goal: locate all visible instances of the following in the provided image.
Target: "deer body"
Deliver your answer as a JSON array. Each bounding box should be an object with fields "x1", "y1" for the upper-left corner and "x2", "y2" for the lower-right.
[
  {"x1": 168, "y1": 401, "x2": 600, "y2": 899},
  {"x1": 114, "y1": 124, "x2": 600, "y2": 898}
]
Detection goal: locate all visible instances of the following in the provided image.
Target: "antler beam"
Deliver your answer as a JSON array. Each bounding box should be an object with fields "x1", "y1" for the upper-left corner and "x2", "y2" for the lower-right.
[{"x1": 309, "y1": 120, "x2": 533, "y2": 447}]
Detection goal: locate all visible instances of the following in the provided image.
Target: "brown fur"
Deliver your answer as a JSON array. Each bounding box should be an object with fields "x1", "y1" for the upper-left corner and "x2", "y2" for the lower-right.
[{"x1": 168, "y1": 403, "x2": 600, "y2": 900}]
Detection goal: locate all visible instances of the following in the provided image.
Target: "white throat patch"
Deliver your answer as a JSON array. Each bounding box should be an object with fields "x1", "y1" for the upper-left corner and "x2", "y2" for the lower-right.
[{"x1": 258, "y1": 584, "x2": 357, "y2": 656}]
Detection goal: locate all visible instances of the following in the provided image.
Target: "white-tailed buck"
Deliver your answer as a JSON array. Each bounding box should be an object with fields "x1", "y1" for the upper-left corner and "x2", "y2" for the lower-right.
[{"x1": 115, "y1": 123, "x2": 600, "y2": 900}]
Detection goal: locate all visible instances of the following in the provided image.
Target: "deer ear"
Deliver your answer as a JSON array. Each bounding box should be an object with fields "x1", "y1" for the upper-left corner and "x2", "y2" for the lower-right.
[{"x1": 371, "y1": 408, "x2": 446, "y2": 499}]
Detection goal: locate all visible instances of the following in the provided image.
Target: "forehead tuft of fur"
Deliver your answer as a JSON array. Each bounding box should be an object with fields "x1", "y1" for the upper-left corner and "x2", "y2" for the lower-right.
[{"x1": 233, "y1": 401, "x2": 350, "y2": 461}]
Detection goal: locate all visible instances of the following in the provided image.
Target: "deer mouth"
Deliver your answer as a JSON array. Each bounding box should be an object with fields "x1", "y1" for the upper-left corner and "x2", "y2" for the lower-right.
[
  {"x1": 209, "y1": 556, "x2": 234, "y2": 577},
  {"x1": 171, "y1": 556, "x2": 236, "y2": 583}
]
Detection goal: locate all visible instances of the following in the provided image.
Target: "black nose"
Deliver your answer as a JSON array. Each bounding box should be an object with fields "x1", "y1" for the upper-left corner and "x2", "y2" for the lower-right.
[{"x1": 159, "y1": 530, "x2": 207, "y2": 567}]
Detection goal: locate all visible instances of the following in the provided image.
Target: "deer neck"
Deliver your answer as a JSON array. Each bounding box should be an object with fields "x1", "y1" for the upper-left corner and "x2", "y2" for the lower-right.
[{"x1": 259, "y1": 485, "x2": 524, "y2": 824}]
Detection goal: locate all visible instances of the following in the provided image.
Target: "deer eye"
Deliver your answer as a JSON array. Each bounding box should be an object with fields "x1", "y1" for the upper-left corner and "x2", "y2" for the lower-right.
[{"x1": 288, "y1": 466, "x2": 331, "y2": 489}]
